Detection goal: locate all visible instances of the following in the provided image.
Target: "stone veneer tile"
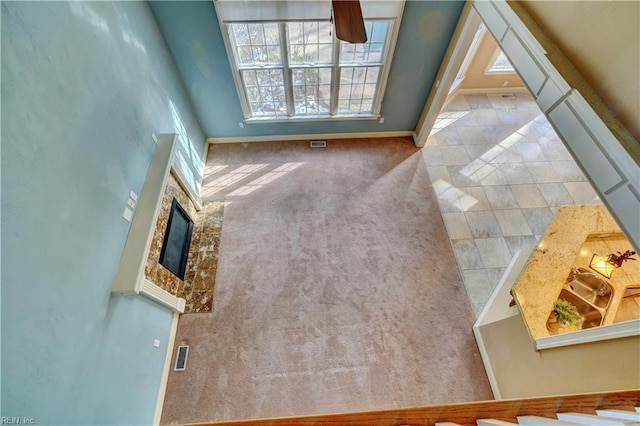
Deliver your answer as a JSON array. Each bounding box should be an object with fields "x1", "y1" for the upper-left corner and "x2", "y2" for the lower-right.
[
  {"x1": 145, "y1": 172, "x2": 197, "y2": 295},
  {"x1": 186, "y1": 290, "x2": 214, "y2": 313},
  {"x1": 143, "y1": 171, "x2": 225, "y2": 314},
  {"x1": 179, "y1": 201, "x2": 225, "y2": 313}
]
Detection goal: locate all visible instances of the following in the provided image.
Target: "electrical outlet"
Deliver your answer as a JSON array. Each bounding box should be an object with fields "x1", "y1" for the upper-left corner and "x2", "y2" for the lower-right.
[
  {"x1": 129, "y1": 190, "x2": 138, "y2": 201},
  {"x1": 379, "y1": 117, "x2": 385, "y2": 124},
  {"x1": 153, "y1": 339, "x2": 160, "y2": 348},
  {"x1": 238, "y1": 122, "x2": 244, "y2": 128},
  {"x1": 127, "y1": 198, "x2": 135, "y2": 209}
]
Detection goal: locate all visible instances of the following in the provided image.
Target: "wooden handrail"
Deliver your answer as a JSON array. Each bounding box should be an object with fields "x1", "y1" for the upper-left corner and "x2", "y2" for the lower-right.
[{"x1": 181, "y1": 390, "x2": 640, "y2": 426}]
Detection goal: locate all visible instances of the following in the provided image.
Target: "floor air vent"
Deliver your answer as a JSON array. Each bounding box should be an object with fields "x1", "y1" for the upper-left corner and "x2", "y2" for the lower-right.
[
  {"x1": 501, "y1": 94, "x2": 516, "y2": 99},
  {"x1": 310, "y1": 140, "x2": 327, "y2": 148},
  {"x1": 174, "y1": 345, "x2": 189, "y2": 371}
]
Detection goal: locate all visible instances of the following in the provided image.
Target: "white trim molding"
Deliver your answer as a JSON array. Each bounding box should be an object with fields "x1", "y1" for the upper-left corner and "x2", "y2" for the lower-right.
[
  {"x1": 207, "y1": 130, "x2": 414, "y2": 145},
  {"x1": 111, "y1": 133, "x2": 186, "y2": 313},
  {"x1": 153, "y1": 312, "x2": 180, "y2": 426},
  {"x1": 473, "y1": 245, "x2": 535, "y2": 399},
  {"x1": 452, "y1": 87, "x2": 529, "y2": 96},
  {"x1": 140, "y1": 279, "x2": 185, "y2": 313},
  {"x1": 535, "y1": 319, "x2": 640, "y2": 350}
]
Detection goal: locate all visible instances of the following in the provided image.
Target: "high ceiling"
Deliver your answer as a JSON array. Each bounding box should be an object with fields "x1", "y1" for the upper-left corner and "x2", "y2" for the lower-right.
[{"x1": 149, "y1": 1, "x2": 465, "y2": 139}]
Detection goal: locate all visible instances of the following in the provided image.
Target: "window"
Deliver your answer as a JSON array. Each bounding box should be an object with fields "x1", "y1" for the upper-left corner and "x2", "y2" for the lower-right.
[
  {"x1": 225, "y1": 20, "x2": 394, "y2": 121},
  {"x1": 485, "y1": 49, "x2": 515, "y2": 73}
]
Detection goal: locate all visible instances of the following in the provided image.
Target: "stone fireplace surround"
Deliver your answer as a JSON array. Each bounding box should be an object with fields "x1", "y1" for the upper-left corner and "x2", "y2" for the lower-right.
[{"x1": 112, "y1": 134, "x2": 222, "y2": 313}]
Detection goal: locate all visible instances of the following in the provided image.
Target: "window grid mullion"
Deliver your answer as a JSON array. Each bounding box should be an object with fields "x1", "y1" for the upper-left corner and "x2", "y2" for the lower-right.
[
  {"x1": 279, "y1": 23, "x2": 295, "y2": 116},
  {"x1": 359, "y1": 67, "x2": 368, "y2": 112},
  {"x1": 330, "y1": 34, "x2": 341, "y2": 116}
]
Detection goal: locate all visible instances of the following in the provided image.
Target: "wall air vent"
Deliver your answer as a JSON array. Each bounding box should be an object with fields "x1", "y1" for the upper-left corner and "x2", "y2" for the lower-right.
[
  {"x1": 174, "y1": 345, "x2": 189, "y2": 371},
  {"x1": 310, "y1": 140, "x2": 327, "y2": 148}
]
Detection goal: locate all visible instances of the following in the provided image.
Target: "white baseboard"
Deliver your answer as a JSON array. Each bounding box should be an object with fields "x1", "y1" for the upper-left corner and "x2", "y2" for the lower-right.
[
  {"x1": 472, "y1": 244, "x2": 535, "y2": 400},
  {"x1": 453, "y1": 87, "x2": 529, "y2": 96},
  {"x1": 206, "y1": 130, "x2": 414, "y2": 145},
  {"x1": 153, "y1": 312, "x2": 180, "y2": 426}
]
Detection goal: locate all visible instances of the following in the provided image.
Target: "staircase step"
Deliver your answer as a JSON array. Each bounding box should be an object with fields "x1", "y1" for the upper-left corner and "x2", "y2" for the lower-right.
[
  {"x1": 557, "y1": 412, "x2": 637, "y2": 425},
  {"x1": 517, "y1": 415, "x2": 581, "y2": 425},
  {"x1": 596, "y1": 409, "x2": 640, "y2": 421},
  {"x1": 477, "y1": 420, "x2": 519, "y2": 426}
]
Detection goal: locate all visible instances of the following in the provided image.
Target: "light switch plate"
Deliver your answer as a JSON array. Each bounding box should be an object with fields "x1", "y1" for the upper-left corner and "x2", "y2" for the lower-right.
[
  {"x1": 153, "y1": 339, "x2": 160, "y2": 348},
  {"x1": 122, "y1": 207, "x2": 133, "y2": 222},
  {"x1": 129, "y1": 190, "x2": 138, "y2": 201}
]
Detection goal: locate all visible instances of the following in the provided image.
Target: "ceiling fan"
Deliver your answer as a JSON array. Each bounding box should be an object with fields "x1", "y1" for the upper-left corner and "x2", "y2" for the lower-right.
[{"x1": 331, "y1": 0, "x2": 367, "y2": 43}]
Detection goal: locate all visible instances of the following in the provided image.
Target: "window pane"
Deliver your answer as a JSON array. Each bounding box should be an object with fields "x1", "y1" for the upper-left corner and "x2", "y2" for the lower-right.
[
  {"x1": 288, "y1": 22, "x2": 332, "y2": 65},
  {"x1": 238, "y1": 47, "x2": 253, "y2": 65},
  {"x1": 267, "y1": 46, "x2": 281, "y2": 63},
  {"x1": 232, "y1": 24, "x2": 250, "y2": 46},
  {"x1": 365, "y1": 67, "x2": 379, "y2": 84},
  {"x1": 292, "y1": 67, "x2": 331, "y2": 115},
  {"x1": 340, "y1": 20, "x2": 390, "y2": 64},
  {"x1": 248, "y1": 23, "x2": 264, "y2": 45},
  {"x1": 230, "y1": 23, "x2": 281, "y2": 66},
  {"x1": 252, "y1": 46, "x2": 267, "y2": 63},
  {"x1": 318, "y1": 22, "x2": 332, "y2": 43},
  {"x1": 292, "y1": 69, "x2": 305, "y2": 85},
  {"x1": 241, "y1": 68, "x2": 286, "y2": 116},
  {"x1": 247, "y1": 87, "x2": 260, "y2": 103},
  {"x1": 264, "y1": 24, "x2": 279, "y2": 45},
  {"x1": 288, "y1": 23, "x2": 304, "y2": 45},
  {"x1": 371, "y1": 21, "x2": 388, "y2": 43},
  {"x1": 338, "y1": 66, "x2": 380, "y2": 113},
  {"x1": 488, "y1": 51, "x2": 514, "y2": 72}
]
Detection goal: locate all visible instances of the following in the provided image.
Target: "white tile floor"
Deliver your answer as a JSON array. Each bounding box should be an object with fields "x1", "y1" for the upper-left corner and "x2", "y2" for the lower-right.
[{"x1": 423, "y1": 92, "x2": 602, "y2": 317}]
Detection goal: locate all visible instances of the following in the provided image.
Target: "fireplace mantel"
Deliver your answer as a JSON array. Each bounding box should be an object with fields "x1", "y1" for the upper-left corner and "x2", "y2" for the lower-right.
[{"x1": 112, "y1": 133, "x2": 197, "y2": 313}]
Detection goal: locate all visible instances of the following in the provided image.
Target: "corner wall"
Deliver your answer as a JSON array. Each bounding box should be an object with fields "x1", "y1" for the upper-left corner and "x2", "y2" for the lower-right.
[
  {"x1": 479, "y1": 314, "x2": 640, "y2": 397},
  {"x1": 149, "y1": 1, "x2": 465, "y2": 138},
  {"x1": 518, "y1": 0, "x2": 640, "y2": 142},
  {"x1": 458, "y1": 30, "x2": 524, "y2": 90},
  {"x1": 1, "y1": 2, "x2": 205, "y2": 423}
]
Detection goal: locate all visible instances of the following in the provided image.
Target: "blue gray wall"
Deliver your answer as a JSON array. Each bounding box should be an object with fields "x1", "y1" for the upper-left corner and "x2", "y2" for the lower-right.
[
  {"x1": 149, "y1": 0, "x2": 464, "y2": 138},
  {"x1": 1, "y1": 2, "x2": 205, "y2": 424}
]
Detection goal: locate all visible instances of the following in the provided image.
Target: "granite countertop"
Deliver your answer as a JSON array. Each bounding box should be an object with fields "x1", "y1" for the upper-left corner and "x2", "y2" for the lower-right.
[{"x1": 511, "y1": 205, "x2": 639, "y2": 341}]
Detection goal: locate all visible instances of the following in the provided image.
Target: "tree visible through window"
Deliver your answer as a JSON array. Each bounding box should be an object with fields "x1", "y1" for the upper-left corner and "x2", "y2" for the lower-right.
[{"x1": 227, "y1": 20, "x2": 392, "y2": 119}]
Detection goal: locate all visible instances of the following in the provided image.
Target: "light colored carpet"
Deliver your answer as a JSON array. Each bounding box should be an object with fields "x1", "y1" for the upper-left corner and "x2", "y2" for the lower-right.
[{"x1": 161, "y1": 138, "x2": 492, "y2": 424}]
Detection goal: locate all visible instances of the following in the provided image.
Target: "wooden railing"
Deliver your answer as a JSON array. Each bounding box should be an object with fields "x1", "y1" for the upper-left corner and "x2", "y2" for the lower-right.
[{"x1": 182, "y1": 390, "x2": 640, "y2": 426}]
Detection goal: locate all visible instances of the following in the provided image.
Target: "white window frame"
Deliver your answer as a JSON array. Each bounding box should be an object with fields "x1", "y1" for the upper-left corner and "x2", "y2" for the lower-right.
[
  {"x1": 217, "y1": 17, "x2": 403, "y2": 123},
  {"x1": 484, "y1": 47, "x2": 516, "y2": 74}
]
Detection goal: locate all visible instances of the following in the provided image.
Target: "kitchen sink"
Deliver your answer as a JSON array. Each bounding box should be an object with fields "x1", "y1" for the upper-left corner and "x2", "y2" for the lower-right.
[
  {"x1": 546, "y1": 267, "x2": 614, "y2": 333},
  {"x1": 566, "y1": 267, "x2": 614, "y2": 309},
  {"x1": 547, "y1": 288, "x2": 604, "y2": 332}
]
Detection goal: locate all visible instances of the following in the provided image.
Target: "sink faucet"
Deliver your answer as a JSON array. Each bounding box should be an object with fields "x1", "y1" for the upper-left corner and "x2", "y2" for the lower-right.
[{"x1": 567, "y1": 266, "x2": 580, "y2": 283}]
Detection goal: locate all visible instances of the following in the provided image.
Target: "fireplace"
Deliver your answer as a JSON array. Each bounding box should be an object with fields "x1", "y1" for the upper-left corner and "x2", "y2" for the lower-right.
[{"x1": 159, "y1": 198, "x2": 194, "y2": 280}]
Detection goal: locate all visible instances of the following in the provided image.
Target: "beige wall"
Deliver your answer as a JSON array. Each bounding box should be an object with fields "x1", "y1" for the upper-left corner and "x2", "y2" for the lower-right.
[
  {"x1": 518, "y1": 1, "x2": 640, "y2": 142},
  {"x1": 479, "y1": 314, "x2": 640, "y2": 398},
  {"x1": 459, "y1": 30, "x2": 524, "y2": 90}
]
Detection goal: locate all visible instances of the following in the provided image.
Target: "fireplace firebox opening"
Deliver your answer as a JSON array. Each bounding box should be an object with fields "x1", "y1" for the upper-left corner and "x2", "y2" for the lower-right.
[{"x1": 159, "y1": 198, "x2": 194, "y2": 280}]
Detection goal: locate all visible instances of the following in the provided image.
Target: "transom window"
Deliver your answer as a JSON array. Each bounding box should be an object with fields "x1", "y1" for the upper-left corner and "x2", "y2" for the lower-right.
[{"x1": 225, "y1": 20, "x2": 394, "y2": 121}]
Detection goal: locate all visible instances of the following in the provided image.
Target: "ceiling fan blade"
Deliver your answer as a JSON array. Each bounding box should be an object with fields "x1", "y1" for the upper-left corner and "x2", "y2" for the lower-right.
[{"x1": 332, "y1": 0, "x2": 367, "y2": 44}]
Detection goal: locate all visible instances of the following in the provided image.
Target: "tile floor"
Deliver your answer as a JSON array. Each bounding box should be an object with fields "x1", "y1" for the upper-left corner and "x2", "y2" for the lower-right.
[{"x1": 423, "y1": 92, "x2": 602, "y2": 317}]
